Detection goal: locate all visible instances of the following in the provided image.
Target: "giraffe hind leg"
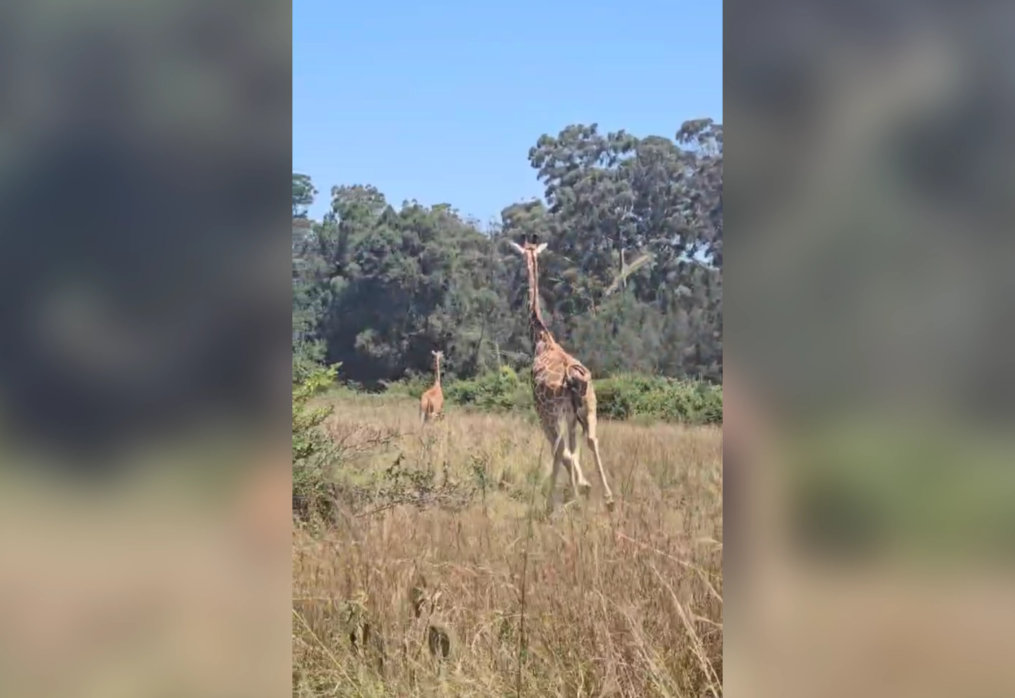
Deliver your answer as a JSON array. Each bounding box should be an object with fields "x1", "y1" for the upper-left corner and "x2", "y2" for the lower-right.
[
  {"x1": 555, "y1": 412, "x2": 585, "y2": 505},
  {"x1": 546, "y1": 432, "x2": 569, "y2": 514},
  {"x1": 580, "y1": 409, "x2": 614, "y2": 510}
]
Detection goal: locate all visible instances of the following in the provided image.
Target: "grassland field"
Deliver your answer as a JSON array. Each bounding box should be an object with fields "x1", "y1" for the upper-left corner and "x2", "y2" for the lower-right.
[{"x1": 293, "y1": 393, "x2": 723, "y2": 698}]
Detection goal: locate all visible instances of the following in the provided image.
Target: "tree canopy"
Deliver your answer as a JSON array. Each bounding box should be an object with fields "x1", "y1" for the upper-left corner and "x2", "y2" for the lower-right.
[{"x1": 293, "y1": 119, "x2": 722, "y2": 388}]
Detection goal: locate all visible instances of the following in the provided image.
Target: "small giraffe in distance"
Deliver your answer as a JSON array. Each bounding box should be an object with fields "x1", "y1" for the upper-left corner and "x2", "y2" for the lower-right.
[
  {"x1": 419, "y1": 350, "x2": 445, "y2": 426},
  {"x1": 508, "y1": 239, "x2": 615, "y2": 514}
]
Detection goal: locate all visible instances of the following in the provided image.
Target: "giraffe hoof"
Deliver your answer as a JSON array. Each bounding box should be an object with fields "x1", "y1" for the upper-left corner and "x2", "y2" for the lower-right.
[
  {"x1": 578, "y1": 482, "x2": 592, "y2": 497},
  {"x1": 605, "y1": 498, "x2": 615, "y2": 512}
]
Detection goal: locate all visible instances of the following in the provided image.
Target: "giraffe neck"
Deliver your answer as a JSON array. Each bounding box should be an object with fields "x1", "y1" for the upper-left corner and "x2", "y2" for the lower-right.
[
  {"x1": 526, "y1": 254, "x2": 554, "y2": 354},
  {"x1": 434, "y1": 358, "x2": 441, "y2": 387}
]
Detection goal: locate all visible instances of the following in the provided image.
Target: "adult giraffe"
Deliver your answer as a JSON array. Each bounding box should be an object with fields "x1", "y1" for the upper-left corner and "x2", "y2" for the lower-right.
[{"x1": 508, "y1": 239, "x2": 614, "y2": 513}]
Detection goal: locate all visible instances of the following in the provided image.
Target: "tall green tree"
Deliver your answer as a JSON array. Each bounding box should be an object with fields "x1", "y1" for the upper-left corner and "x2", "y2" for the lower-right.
[{"x1": 289, "y1": 117, "x2": 723, "y2": 387}]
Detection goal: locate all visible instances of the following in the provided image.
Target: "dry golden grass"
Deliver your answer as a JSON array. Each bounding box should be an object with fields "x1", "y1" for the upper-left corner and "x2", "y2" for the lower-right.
[{"x1": 293, "y1": 396, "x2": 723, "y2": 697}]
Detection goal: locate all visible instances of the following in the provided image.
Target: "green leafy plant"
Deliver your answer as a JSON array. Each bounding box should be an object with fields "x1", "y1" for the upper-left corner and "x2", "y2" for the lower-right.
[{"x1": 292, "y1": 362, "x2": 340, "y2": 520}]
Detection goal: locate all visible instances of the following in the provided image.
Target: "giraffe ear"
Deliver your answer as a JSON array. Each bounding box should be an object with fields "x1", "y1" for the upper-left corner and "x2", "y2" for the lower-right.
[
  {"x1": 534, "y1": 242, "x2": 548, "y2": 255},
  {"x1": 507, "y1": 241, "x2": 525, "y2": 255}
]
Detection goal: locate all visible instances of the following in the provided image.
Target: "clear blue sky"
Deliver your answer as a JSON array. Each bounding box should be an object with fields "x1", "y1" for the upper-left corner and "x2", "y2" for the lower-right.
[{"x1": 294, "y1": 0, "x2": 722, "y2": 225}]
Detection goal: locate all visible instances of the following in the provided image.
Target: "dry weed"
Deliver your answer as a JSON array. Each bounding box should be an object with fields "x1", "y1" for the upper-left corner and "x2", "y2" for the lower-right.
[{"x1": 293, "y1": 396, "x2": 722, "y2": 697}]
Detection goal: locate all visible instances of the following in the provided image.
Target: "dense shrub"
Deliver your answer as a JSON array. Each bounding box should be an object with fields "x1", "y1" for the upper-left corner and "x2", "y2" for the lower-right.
[
  {"x1": 380, "y1": 369, "x2": 721, "y2": 425},
  {"x1": 381, "y1": 373, "x2": 433, "y2": 400},
  {"x1": 292, "y1": 363, "x2": 340, "y2": 520},
  {"x1": 444, "y1": 365, "x2": 532, "y2": 411},
  {"x1": 596, "y1": 374, "x2": 722, "y2": 425}
]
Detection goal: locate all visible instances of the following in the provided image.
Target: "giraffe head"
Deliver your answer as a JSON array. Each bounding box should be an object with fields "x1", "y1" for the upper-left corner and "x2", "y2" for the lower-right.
[
  {"x1": 431, "y1": 350, "x2": 444, "y2": 363},
  {"x1": 508, "y1": 239, "x2": 548, "y2": 298},
  {"x1": 508, "y1": 239, "x2": 553, "y2": 347},
  {"x1": 508, "y1": 239, "x2": 549, "y2": 297},
  {"x1": 508, "y1": 239, "x2": 548, "y2": 260}
]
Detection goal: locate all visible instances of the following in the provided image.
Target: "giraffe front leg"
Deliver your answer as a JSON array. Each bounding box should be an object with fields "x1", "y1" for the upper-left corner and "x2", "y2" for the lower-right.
[
  {"x1": 550, "y1": 422, "x2": 586, "y2": 513},
  {"x1": 557, "y1": 424, "x2": 585, "y2": 506},
  {"x1": 546, "y1": 440, "x2": 564, "y2": 514},
  {"x1": 561, "y1": 449, "x2": 580, "y2": 506},
  {"x1": 566, "y1": 415, "x2": 592, "y2": 499},
  {"x1": 539, "y1": 416, "x2": 566, "y2": 514}
]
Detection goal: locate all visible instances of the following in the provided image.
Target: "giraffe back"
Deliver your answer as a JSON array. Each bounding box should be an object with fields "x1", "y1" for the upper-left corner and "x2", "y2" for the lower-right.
[
  {"x1": 420, "y1": 384, "x2": 444, "y2": 419},
  {"x1": 532, "y1": 344, "x2": 594, "y2": 421}
]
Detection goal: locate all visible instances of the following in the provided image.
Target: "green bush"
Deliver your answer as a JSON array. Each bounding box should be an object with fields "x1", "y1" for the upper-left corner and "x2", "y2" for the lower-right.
[
  {"x1": 292, "y1": 363, "x2": 340, "y2": 520},
  {"x1": 591, "y1": 374, "x2": 722, "y2": 425},
  {"x1": 292, "y1": 343, "x2": 325, "y2": 384},
  {"x1": 380, "y1": 367, "x2": 721, "y2": 426},
  {"x1": 445, "y1": 365, "x2": 531, "y2": 411},
  {"x1": 382, "y1": 373, "x2": 433, "y2": 400}
]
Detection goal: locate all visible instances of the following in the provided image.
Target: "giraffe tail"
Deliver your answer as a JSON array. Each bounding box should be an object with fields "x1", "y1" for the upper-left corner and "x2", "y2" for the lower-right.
[{"x1": 564, "y1": 363, "x2": 592, "y2": 430}]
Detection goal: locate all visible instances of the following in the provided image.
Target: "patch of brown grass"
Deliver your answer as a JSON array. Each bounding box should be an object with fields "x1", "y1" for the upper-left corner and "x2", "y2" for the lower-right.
[{"x1": 293, "y1": 396, "x2": 723, "y2": 697}]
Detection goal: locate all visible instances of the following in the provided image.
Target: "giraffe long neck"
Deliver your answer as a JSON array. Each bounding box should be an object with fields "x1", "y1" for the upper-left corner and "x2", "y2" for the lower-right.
[{"x1": 527, "y1": 255, "x2": 553, "y2": 352}]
